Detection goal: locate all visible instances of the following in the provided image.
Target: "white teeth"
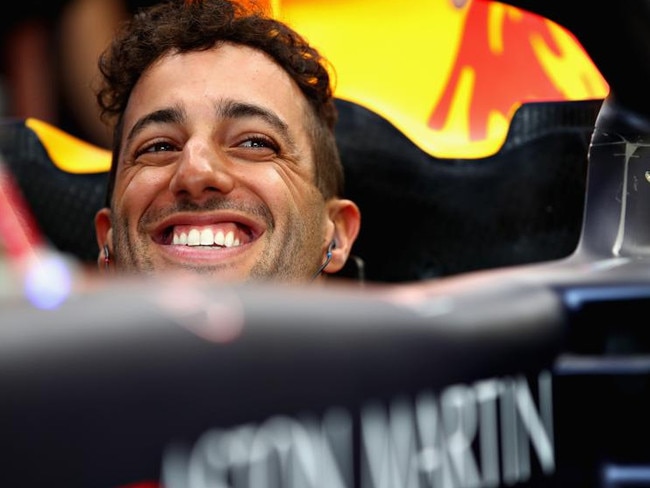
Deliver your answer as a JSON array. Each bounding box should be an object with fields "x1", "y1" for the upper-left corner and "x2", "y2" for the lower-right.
[
  {"x1": 200, "y1": 228, "x2": 213, "y2": 245},
  {"x1": 172, "y1": 227, "x2": 242, "y2": 248},
  {"x1": 173, "y1": 232, "x2": 187, "y2": 245},
  {"x1": 187, "y1": 229, "x2": 201, "y2": 245},
  {"x1": 225, "y1": 231, "x2": 234, "y2": 247}
]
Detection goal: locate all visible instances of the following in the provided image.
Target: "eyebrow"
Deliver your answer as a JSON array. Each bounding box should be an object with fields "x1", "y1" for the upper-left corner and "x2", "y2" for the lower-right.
[
  {"x1": 124, "y1": 100, "x2": 298, "y2": 151},
  {"x1": 217, "y1": 100, "x2": 297, "y2": 152},
  {"x1": 126, "y1": 106, "x2": 185, "y2": 144}
]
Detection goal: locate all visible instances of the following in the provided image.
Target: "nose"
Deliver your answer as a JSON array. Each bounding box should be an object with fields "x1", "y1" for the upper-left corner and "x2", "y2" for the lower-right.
[{"x1": 169, "y1": 139, "x2": 236, "y2": 199}]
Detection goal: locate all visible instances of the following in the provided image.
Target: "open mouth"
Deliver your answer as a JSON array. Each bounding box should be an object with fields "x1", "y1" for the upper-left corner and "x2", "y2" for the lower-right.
[{"x1": 159, "y1": 223, "x2": 255, "y2": 248}]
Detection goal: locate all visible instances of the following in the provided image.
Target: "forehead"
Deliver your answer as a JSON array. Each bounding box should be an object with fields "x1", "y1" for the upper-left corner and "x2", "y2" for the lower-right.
[{"x1": 123, "y1": 43, "x2": 311, "y2": 131}]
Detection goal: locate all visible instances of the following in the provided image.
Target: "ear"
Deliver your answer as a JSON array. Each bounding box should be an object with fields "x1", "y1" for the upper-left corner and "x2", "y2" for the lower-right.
[
  {"x1": 94, "y1": 207, "x2": 113, "y2": 272},
  {"x1": 323, "y1": 198, "x2": 361, "y2": 274}
]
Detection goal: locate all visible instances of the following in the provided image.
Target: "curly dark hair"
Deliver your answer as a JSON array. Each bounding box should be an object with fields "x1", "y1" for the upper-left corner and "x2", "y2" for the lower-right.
[{"x1": 97, "y1": 0, "x2": 343, "y2": 204}]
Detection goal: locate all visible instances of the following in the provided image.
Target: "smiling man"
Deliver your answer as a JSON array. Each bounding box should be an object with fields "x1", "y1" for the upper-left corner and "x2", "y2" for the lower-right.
[{"x1": 93, "y1": 0, "x2": 361, "y2": 283}]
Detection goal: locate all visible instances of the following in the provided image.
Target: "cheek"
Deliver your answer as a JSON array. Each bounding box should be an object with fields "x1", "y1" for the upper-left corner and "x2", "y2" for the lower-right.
[
  {"x1": 242, "y1": 165, "x2": 318, "y2": 208},
  {"x1": 114, "y1": 166, "x2": 173, "y2": 212}
]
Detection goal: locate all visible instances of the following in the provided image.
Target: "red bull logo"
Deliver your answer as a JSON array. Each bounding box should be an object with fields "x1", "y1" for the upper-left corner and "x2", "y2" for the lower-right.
[{"x1": 277, "y1": 0, "x2": 609, "y2": 158}]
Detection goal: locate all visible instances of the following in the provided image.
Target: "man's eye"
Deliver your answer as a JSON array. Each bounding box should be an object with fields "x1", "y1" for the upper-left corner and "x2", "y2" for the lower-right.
[
  {"x1": 137, "y1": 141, "x2": 176, "y2": 156},
  {"x1": 240, "y1": 137, "x2": 278, "y2": 151}
]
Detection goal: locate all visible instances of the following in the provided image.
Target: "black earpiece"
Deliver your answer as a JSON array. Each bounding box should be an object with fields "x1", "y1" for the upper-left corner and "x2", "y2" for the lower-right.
[
  {"x1": 312, "y1": 239, "x2": 337, "y2": 280},
  {"x1": 103, "y1": 245, "x2": 110, "y2": 271},
  {"x1": 327, "y1": 239, "x2": 337, "y2": 257}
]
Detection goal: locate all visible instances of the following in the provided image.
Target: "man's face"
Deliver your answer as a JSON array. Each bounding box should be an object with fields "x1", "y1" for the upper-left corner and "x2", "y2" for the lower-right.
[{"x1": 96, "y1": 43, "x2": 334, "y2": 283}]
